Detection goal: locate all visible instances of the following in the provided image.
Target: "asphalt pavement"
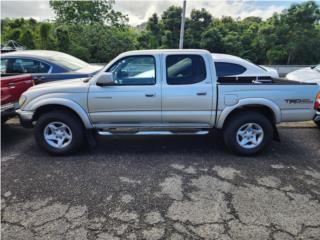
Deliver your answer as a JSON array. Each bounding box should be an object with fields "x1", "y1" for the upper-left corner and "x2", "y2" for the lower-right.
[{"x1": 1, "y1": 119, "x2": 320, "y2": 240}]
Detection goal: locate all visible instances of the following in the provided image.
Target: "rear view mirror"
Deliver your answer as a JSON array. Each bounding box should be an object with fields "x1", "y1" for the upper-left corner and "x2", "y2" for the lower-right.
[{"x1": 96, "y1": 72, "x2": 114, "y2": 86}]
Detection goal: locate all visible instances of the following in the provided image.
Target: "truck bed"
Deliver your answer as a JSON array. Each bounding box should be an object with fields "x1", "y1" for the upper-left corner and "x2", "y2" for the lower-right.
[
  {"x1": 217, "y1": 76, "x2": 317, "y2": 85},
  {"x1": 217, "y1": 79, "x2": 319, "y2": 124}
]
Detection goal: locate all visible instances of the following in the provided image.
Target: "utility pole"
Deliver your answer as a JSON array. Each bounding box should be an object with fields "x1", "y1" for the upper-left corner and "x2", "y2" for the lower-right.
[{"x1": 179, "y1": 0, "x2": 187, "y2": 49}]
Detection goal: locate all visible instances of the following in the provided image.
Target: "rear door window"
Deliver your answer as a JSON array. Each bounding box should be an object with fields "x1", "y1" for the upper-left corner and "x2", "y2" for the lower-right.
[
  {"x1": 7, "y1": 58, "x2": 50, "y2": 74},
  {"x1": 215, "y1": 62, "x2": 246, "y2": 77},
  {"x1": 1, "y1": 58, "x2": 8, "y2": 74},
  {"x1": 166, "y1": 55, "x2": 206, "y2": 85}
]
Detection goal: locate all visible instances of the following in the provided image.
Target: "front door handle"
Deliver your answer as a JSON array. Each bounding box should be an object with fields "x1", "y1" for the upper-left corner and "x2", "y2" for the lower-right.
[
  {"x1": 145, "y1": 93, "x2": 156, "y2": 97},
  {"x1": 197, "y1": 92, "x2": 207, "y2": 96}
]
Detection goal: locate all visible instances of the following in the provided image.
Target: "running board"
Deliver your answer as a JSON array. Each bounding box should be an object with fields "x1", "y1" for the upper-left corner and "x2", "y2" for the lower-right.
[{"x1": 97, "y1": 130, "x2": 209, "y2": 136}]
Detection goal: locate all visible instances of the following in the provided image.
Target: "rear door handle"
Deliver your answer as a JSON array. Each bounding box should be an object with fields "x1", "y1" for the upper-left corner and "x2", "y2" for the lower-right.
[
  {"x1": 197, "y1": 92, "x2": 207, "y2": 96},
  {"x1": 145, "y1": 93, "x2": 156, "y2": 97},
  {"x1": 8, "y1": 83, "x2": 16, "y2": 88}
]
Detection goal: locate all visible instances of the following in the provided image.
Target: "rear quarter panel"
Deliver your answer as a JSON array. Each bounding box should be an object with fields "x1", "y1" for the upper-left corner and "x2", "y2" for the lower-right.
[{"x1": 217, "y1": 84, "x2": 319, "y2": 125}]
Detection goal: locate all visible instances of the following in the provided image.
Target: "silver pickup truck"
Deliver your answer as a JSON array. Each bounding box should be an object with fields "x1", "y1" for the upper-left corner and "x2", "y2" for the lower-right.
[{"x1": 17, "y1": 50, "x2": 320, "y2": 156}]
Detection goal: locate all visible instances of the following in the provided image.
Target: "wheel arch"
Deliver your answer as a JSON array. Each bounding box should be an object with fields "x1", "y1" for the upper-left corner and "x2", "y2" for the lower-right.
[
  {"x1": 217, "y1": 98, "x2": 281, "y2": 130},
  {"x1": 30, "y1": 98, "x2": 93, "y2": 129}
]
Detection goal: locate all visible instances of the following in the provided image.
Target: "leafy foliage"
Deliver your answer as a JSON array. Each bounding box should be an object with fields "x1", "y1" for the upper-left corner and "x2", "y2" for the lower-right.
[
  {"x1": 49, "y1": 0, "x2": 128, "y2": 26},
  {"x1": 1, "y1": 1, "x2": 319, "y2": 64}
]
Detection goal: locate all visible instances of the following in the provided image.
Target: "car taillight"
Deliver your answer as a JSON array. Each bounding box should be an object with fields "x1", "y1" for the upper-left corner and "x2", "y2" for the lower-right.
[{"x1": 315, "y1": 92, "x2": 320, "y2": 110}]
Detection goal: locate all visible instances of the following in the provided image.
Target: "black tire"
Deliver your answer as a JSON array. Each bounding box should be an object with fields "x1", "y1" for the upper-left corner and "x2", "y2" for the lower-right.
[
  {"x1": 34, "y1": 111, "x2": 85, "y2": 155},
  {"x1": 223, "y1": 111, "x2": 273, "y2": 156},
  {"x1": 2, "y1": 117, "x2": 8, "y2": 125},
  {"x1": 314, "y1": 120, "x2": 320, "y2": 128}
]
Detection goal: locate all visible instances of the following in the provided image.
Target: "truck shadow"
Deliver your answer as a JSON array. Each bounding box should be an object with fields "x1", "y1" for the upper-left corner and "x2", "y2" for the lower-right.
[
  {"x1": 1, "y1": 122, "x2": 33, "y2": 148},
  {"x1": 90, "y1": 128, "x2": 318, "y2": 163},
  {"x1": 2, "y1": 121, "x2": 319, "y2": 169}
]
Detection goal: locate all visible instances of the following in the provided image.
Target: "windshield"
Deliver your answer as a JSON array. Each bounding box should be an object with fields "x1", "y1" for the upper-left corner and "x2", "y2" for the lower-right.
[
  {"x1": 315, "y1": 64, "x2": 320, "y2": 72},
  {"x1": 48, "y1": 52, "x2": 89, "y2": 71}
]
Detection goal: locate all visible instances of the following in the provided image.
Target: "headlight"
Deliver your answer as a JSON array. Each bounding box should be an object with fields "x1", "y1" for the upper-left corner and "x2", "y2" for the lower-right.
[{"x1": 19, "y1": 95, "x2": 27, "y2": 107}]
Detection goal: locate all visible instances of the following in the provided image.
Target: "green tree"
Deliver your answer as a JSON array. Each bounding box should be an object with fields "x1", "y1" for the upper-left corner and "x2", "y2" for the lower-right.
[
  {"x1": 49, "y1": 0, "x2": 128, "y2": 26},
  {"x1": 69, "y1": 24, "x2": 136, "y2": 62},
  {"x1": 161, "y1": 6, "x2": 182, "y2": 48},
  {"x1": 20, "y1": 29, "x2": 35, "y2": 49},
  {"x1": 40, "y1": 23, "x2": 51, "y2": 49},
  {"x1": 55, "y1": 26, "x2": 70, "y2": 52},
  {"x1": 200, "y1": 27, "x2": 225, "y2": 52},
  {"x1": 70, "y1": 44, "x2": 90, "y2": 61},
  {"x1": 7, "y1": 29, "x2": 21, "y2": 42},
  {"x1": 146, "y1": 13, "x2": 161, "y2": 48},
  {"x1": 0, "y1": 0, "x2": 319, "y2": 65},
  {"x1": 185, "y1": 9, "x2": 212, "y2": 48}
]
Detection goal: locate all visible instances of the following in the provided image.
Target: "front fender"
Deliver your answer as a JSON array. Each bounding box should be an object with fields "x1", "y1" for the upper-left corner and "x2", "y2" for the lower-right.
[
  {"x1": 25, "y1": 97, "x2": 93, "y2": 129},
  {"x1": 216, "y1": 98, "x2": 281, "y2": 129}
]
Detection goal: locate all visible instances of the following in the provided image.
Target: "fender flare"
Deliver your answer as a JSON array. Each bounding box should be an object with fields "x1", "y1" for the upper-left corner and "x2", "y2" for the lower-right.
[
  {"x1": 26, "y1": 97, "x2": 93, "y2": 129},
  {"x1": 216, "y1": 98, "x2": 281, "y2": 129}
]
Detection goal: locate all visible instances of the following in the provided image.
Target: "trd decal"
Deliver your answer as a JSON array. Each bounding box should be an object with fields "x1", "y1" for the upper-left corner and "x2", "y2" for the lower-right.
[{"x1": 285, "y1": 99, "x2": 313, "y2": 104}]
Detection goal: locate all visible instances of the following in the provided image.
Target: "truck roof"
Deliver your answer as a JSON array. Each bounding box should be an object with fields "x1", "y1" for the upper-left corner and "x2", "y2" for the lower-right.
[
  {"x1": 212, "y1": 53, "x2": 246, "y2": 62},
  {"x1": 122, "y1": 49, "x2": 211, "y2": 55}
]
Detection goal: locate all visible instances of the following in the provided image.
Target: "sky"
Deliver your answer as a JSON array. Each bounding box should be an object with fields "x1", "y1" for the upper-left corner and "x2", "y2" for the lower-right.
[{"x1": 1, "y1": 0, "x2": 319, "y2": 26}]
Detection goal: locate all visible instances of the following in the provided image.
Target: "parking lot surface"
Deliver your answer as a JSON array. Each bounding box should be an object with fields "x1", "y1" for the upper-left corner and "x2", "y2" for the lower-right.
[{"x1": 1, "y1": 119, "x2": 320, "y2": 240}]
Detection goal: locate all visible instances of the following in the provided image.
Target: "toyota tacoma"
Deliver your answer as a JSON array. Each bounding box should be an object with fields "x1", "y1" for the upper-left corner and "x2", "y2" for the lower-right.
[{"x1": 17, "y1": 50, "x2": 320, "y2": 155}]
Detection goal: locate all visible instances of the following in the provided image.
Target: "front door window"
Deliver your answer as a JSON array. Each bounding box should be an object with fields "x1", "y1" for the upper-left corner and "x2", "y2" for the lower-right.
[{"x1": 108, "y1": 56, "x2": 156, "y2": 85}]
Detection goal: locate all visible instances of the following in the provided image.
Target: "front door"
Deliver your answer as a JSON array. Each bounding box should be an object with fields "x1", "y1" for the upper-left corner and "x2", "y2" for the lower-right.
[
  {"x1": 161, "y1": 54, "x2": 214, "y2": 124},
  {"x1": 88, "y1": 55, "x2": 161, "y2": 127}
]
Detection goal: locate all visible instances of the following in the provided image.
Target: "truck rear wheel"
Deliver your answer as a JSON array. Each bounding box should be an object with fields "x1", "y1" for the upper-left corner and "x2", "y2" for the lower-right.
[
  {"x1": 34, "y1": 111, "x2": 85, "y2": 155},
  {"x1": 223, "y1": 111, "x2": 273, "y2": 156}
]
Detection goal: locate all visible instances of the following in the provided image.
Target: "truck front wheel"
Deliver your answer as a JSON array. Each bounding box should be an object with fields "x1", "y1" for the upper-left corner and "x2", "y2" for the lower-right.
[
  {"x1": 223, "y1": 111, "x2": 273, "y2": 156},
  {"x1": 34, "y1": 111, "x2": 85, "y2": 155}
]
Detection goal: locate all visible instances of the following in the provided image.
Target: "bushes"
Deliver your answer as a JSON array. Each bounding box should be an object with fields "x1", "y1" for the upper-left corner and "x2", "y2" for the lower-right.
[{"x1": 1, "y1": 1, "x2": 319, "y2": 64}]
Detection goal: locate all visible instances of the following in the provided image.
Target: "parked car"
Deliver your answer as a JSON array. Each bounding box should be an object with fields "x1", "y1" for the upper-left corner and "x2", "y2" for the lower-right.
[
  {"x1": 286, "y1": 64, "x2": 320, "y2": 83},
  {"x1": 212, "y1": 53, "x2": 279, "y2": 80},
  {"x1": 1, "y1": 50, "x2": 102, "y2": 84},
  {"x1": 1, "y1": 74, "x2": 34, "y2": 124},
  {"x1": 286, "y1": 64, "x2": 320, "y2": 127},
  {"x1": 17, "y1": 49, "x2": 319, "y2": 156}
]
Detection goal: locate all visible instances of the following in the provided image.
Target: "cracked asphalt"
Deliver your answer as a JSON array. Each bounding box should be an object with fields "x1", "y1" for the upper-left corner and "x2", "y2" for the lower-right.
[{"x1": 1, "y1": 119, "x2": 320, "y2": 240}]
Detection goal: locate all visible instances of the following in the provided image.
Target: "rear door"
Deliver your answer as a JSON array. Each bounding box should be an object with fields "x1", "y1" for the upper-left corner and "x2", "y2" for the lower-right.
[
  {"x1": 161, "y1": 53, "x2": 214, "y2": 124},
  {"x1": 1, "y1": 59, "x2": 11, "y2": 105},
  {"x1": 1, "y1": 75, "x2": 33, "y2": 104}
]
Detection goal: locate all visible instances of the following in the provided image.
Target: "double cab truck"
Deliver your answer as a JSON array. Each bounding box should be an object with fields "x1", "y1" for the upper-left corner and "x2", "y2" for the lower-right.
[
  {"x1": 1, "y1": 74, "x2": 33, "y2": 124},
  {"x1": 17, "y1": 50, "x2": 320, "y2": 155}
]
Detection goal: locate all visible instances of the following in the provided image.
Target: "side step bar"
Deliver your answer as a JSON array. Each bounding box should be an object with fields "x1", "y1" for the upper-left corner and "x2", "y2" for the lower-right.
[{"x1": 97, "y1": 130, "x2": 209, "y2": 136}]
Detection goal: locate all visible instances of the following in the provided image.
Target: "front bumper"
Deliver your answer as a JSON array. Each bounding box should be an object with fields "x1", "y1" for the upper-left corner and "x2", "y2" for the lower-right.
[
  {"x1": 1, "y1": 102, "x2": 15, "y2": 112},
  {"x1": 1, "y1": 103, "x2": 16, "y2": 118},
  {"x1": 16, "y1": 109, "x2": 34, "y2": 128}
]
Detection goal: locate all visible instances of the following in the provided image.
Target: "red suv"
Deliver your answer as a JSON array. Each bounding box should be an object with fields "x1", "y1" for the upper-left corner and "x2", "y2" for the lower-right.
[{"x1": 1, "y1": 74, "x2": 34, "y2": 123}]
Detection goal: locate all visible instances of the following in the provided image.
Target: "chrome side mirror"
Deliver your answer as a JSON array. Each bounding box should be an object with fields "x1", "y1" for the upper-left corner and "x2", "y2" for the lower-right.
[{"x1": 96, "y1": 72, "x2": 114, "y2": 86}]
